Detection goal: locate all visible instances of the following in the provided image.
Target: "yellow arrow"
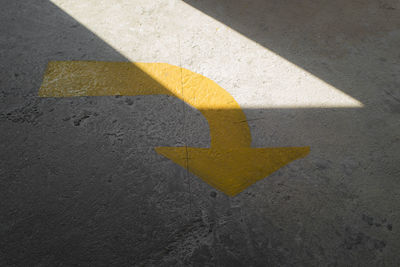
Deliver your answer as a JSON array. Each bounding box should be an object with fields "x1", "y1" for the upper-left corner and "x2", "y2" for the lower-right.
[{"x1": 39, "y1": 61, "x2": 309, "y2": 196}]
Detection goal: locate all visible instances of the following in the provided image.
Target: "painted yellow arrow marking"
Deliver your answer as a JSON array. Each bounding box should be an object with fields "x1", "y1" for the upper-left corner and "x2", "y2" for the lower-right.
[{"x1": 39, "y1": 61, "x2": 309, "y2": 196}]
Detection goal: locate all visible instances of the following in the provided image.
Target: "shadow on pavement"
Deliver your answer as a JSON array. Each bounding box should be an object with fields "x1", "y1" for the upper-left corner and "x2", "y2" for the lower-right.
[{"x1": 0, "y1": 0, "x2": 399, "y2": 266}]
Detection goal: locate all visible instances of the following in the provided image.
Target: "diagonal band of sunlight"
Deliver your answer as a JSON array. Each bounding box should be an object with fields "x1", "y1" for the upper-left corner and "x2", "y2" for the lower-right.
[{"x1": 49, "y1": 0, "x2": 363, "y2": 109}]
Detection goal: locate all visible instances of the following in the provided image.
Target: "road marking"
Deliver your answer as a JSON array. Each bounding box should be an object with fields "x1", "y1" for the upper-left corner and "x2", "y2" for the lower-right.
[{"x1": 40, "y1": 61, "x2": 310, "y2": 196}]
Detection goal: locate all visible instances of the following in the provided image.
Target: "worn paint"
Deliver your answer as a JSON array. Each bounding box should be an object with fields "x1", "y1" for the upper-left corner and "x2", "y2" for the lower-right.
[{"x1": 39, "y1": 61, "x2": 309, "y2": 196}]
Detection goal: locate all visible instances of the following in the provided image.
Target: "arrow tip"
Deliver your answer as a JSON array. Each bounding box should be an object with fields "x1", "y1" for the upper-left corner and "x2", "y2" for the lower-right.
[{"x1": 155, "y1": 146, "x2": 310, "y2": 196}]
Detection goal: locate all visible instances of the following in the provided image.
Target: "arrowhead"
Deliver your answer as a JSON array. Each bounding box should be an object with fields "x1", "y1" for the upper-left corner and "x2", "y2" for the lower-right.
[{"x1": 155, "y1": 146, "x2": 310, "y2": 196}]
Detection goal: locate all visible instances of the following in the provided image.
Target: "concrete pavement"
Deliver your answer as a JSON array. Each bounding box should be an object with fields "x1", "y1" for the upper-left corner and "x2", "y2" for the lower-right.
[{"x1": 1, "y1": 0, "x2": 399, "y2": 266}]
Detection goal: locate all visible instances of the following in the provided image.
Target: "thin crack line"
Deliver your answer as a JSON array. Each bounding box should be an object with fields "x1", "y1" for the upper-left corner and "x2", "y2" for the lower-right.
[
  {"x1": 178, "y1": 35, "x2": 193, "y2": 216},
  {"x1": 234, "y1": 117, "x2": 266, "y2": 123},
  {"x1": 384, "y1": 90, "x2": 400, "y2": 103}
]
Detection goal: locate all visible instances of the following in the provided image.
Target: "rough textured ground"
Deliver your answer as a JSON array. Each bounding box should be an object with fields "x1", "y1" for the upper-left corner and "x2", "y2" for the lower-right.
[{"x1": 1, "y1": 0, "x2": 399, "y2": 266}]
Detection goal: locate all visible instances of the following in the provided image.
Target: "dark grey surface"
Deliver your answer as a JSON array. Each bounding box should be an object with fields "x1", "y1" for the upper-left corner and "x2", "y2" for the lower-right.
[{"x1": 1, "y1": 0, "x2": 400, "y2": 266}]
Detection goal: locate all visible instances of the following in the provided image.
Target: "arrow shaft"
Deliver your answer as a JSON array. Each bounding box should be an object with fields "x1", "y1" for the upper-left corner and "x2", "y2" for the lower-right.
[{"x1": 39, "y1": 61, "x2": 251, "y2": 148}]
